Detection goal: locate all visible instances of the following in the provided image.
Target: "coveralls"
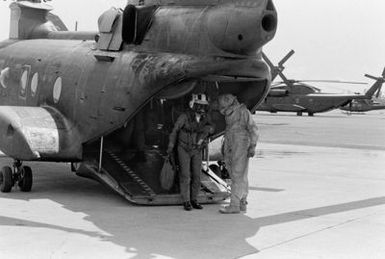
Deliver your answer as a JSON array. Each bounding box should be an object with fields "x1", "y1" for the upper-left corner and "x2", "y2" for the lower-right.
[
  {"x1": 218, "y1": 94, "x2": 259, "y2": 211},
  {"x1": 168, "y1": 111, "x2": 214, "y2": 203}
]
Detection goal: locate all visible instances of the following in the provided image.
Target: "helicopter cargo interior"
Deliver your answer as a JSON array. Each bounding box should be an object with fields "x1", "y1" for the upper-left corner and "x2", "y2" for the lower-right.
[{"x1": 77, "y1": 80, "x2": 268, "y2": 205}]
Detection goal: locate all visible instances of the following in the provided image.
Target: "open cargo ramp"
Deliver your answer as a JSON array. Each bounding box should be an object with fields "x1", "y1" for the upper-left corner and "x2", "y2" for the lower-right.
[{"x1": 76, "y1": 148, "x2": 230, "y2": 205}]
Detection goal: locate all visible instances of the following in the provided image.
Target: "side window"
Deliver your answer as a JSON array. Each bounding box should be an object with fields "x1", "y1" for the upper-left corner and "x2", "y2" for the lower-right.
[
  {"x1": 0, "y1": 60, "x2": 10, "y2": 90},
  {"x1": 53, "y1": 77, "x2": 62, "y2": 104},
  {"x1": 31, "y1": 72, "x2": 39, "y2": 97},
  {"x1": 20, "y1": 65, "x2": 31, "y2": 98}
]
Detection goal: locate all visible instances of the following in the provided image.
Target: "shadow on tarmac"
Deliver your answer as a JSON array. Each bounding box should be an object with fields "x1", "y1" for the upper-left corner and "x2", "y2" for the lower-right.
[{"x1": 1, "y1": 159, "x2": 385, "y2": 258}]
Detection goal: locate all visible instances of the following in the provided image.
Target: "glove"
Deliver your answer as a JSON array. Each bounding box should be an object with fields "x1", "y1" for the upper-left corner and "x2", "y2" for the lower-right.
[
  {"x1": 247, "y1": 145, "x2": 256, "y2": 158},
  {"x1": 197, "y1": 139, "x2": 204, "y2": 146}
]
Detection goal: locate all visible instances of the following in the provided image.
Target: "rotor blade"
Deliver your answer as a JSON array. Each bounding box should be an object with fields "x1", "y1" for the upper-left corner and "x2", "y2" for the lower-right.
[
  {"x1": 278, "y1": 50, "x2": 295, "y2": 67},
  {"x1": 277, "y1": 70, "x2": 291, "y2": 85},
  {"x1": 262, "y1": 52, "x2": 281, "y2": 81},
  {"x1": 296, "y1": 80, "x2": 367, "y2": 85},
  {"x1": 365, "y1": 74, "x2": 378, "y2": 81},
  {"x1": 261, "y1": 52, "x2": 275, "y2": 69}
]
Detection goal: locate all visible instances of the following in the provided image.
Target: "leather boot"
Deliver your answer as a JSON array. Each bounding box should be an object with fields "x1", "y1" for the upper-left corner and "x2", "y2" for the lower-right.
[
  {"x1": 191, "y1": 200, "x2": 203, "y2": 209},
  {"x1": 219, "y1": 205, "x2": 240, "y2": 214},
  {"x1": 183, "y1": 201, "x2": 192, "y2": 211},
  {"x1": 240, "y1": 199, "x2": 248, "y2": 213}
]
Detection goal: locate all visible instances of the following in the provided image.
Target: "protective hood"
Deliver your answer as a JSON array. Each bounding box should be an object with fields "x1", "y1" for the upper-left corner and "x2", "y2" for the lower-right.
[{"x1": 218, "y1": 94, "x2": 239, "y2": 116}]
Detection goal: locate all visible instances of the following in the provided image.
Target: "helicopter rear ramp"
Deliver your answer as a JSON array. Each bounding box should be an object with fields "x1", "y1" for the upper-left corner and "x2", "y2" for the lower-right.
[{"x1": 76, "y1": 148, "x2": 230, "y2": 205}]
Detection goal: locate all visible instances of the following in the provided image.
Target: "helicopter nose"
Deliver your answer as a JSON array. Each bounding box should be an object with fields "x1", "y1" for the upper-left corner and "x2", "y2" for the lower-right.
[{"x1": 206, "y1": 0, "x2": 277, "y2": 55}]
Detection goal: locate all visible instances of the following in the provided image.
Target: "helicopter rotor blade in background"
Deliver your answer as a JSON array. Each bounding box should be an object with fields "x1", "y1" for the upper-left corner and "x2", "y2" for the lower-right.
[
  {"x1": 261, "y1": 52, "x2": 275, "y2": 70},
  {"x1": 262, "y1": 50, "x2": 295, "y2": 83},
  {"x1": 278, "y1": 49, "x2": 295, "y2": 68},
  {"x1": 296, "y1": 80, "x2": 367, "y2": 85},
  {"x1": 365, "y1": 74, "x2": 378, "y2": 81}
]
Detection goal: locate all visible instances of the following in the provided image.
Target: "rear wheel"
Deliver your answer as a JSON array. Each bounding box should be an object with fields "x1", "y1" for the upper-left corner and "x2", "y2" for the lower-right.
[
  {"x1": 0, "y1": 166, "x2": 13, "y2": 193},
  {"x1": 18, "y1": 166, "x2": 33, "y2": 192}
]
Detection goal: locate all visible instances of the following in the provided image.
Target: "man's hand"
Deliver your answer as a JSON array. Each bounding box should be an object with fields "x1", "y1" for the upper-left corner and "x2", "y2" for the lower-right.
[{"x1": 247, "y1": 145, "x2": 256, "y2": 158}]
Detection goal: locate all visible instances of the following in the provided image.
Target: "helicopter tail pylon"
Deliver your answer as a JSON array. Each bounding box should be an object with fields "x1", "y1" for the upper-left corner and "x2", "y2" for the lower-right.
[{"x1": 364, "y1": 67, "x2": 385, "y2": 98}]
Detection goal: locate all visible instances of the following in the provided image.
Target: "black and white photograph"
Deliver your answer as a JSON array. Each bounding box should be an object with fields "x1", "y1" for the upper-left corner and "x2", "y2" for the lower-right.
[{"x1": 0, "y1": 0, "x2": 384, "y2": 258}]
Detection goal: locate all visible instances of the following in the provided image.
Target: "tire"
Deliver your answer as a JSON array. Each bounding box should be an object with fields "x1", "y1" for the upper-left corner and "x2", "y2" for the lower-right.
[
  {"x1": 18, "y1": 166, "x2": 33, "y2": 192},
  {"x1": 0, "y1": 166, "x2": 13, "y2": 193}
]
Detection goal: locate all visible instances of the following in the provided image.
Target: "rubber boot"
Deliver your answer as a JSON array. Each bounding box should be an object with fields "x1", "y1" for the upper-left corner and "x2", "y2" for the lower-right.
[
  {"x1": 191, "y1": 200, "x2": 203, "y2": 209},
  {"x1": 240, "y1": 199, "x2": 248, "y2": 213},
  {"x1": 219, "y1": 205, "x2": 240, "y2": 214},
  {"x1": 183, "y1": 201, "x2": 192, "y2": 211}
]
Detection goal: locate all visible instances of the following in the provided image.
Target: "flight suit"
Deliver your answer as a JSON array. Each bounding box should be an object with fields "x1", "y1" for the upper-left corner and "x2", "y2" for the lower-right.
[
  {"x1": 218, "y1": 94, "x2": 259, "y2": 213},
  {"x1": 168, "y1": 111, "x2": 214, "y2": 203}
]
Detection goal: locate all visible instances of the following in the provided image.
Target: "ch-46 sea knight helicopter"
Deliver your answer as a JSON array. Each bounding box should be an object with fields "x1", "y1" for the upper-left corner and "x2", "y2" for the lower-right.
[
  {"x1": 258, "y1": 50, "x2": 383, "y2": 116},
  {"x1": 340, "y1": 68, "x2": 385, "y2": 113},
  {"x1": 0, "y1": 0, "x2": 277, "y2": 204}
]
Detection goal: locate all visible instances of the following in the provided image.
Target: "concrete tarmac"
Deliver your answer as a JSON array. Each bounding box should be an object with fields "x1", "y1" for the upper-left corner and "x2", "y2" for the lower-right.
[{"x1": 0, "y1": 110, "x2": 384, "y2": 259}]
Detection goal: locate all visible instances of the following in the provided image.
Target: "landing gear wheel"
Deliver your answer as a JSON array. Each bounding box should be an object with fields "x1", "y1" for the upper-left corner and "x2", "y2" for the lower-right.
[
  {"x1": 18, "y1": 166, "x2": 33, "y2": 192},
  {"x1": 308, "y1": 112, "x2": 314, "y2": 116},
  {"x1": 0, "y1": 166, "x2": 13, "y2": 193}
]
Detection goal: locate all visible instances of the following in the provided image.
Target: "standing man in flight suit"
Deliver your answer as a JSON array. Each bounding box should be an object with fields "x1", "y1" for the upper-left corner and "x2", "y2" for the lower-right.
[
  {"x1": 218, "y1": 94, "x2": 259, "y2": 214},
  {"x1": 167, "y1": 94, "x2": 215, "y2": 211}
]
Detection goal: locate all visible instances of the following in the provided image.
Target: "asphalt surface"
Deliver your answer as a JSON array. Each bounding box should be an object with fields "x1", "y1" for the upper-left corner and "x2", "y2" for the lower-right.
[{"x1": 0, "y1": 110, "x2": 384, "y2": 259}]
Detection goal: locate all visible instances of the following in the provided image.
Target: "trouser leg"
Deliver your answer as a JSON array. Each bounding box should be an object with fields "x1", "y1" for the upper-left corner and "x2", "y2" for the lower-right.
[
  {"x1": 177, "y1": 146, "x2": 191, "y2": 202},
  {"x1": 229, "y1": 134, "x2": 250, "y2": 207},
  {"x1": 190, "y1": 150, "x2": 202, "y2": 201}
]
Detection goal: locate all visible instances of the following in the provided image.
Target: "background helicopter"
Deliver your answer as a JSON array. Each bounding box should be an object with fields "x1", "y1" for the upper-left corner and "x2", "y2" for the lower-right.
[
  {"x1": 0, "y1": 0, "x2": 277, "y2": 204},
  {"x1": 258, "y1": 50, "x2": 383, "y2": 116},
  {"x1": 340, "y1": 69, "x2": 385, "y2": 113}
]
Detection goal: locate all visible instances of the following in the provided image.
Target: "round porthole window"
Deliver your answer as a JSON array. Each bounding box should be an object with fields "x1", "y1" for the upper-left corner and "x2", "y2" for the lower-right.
[
  {"x1": 0, "y1": 67, "x2": 10, "y2": 89},
  {"x1": 20, "y1": 70, "x2": 28, "y2": 95},
  {"x1": 31, "y1": 73, "x2": 38, "y2": 97},
  {"x1": 53, "y1": 77, "x2": 62, "y2": 103}
]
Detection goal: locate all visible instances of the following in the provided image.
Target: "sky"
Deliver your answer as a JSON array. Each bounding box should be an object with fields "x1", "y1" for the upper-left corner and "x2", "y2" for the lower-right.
[{"x1": 0, "y1": 0, "x2": 384, "y2": 94}]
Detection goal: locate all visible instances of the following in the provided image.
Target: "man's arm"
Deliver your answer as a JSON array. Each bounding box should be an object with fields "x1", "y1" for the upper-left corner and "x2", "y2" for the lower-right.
[
  {"x1": 167, "y1": 113, "x2": 186, "y2": 152},
  {"x1": 244, "y1": 109, "x2": 259, "y2": 157}
]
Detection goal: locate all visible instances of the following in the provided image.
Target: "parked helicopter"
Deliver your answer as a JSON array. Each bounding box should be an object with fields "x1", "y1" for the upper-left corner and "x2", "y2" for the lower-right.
[
  {"x1": 0, "y1": 0, "x2": 277, "y2": 205},
  {"x1": 340, "y1": 69, "x2": 385, "y2": 113},
  {"x1": 258, "y1": 50, "x2": 383, "y2": 116}
]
